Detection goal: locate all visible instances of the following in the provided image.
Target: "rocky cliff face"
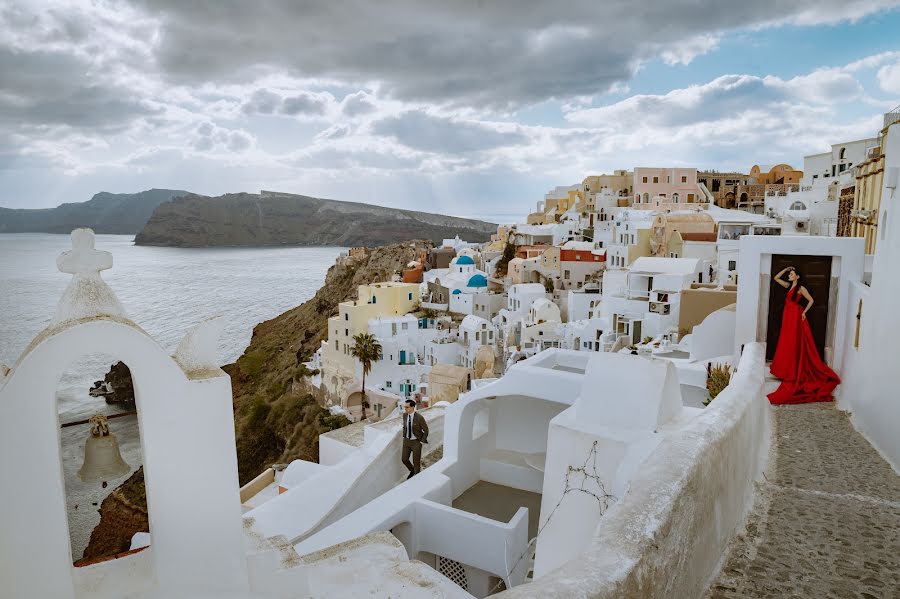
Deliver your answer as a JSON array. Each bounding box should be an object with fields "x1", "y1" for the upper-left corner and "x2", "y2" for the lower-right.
[
  {"x1": 76, "y1": 468, "x2": 148, "y2": 565},
  {"x1": 134, "y1": 191, "x2": 495, "y2": 247},
  {"x1": 226, "y1": 239, "x2": 428, "y2": 483},
  {"x1": 0, "y1": 189, "x2": 189, "y2": 234},
  {"x1": 89, "y1": 361, "x2": 135, "y2": 405}
]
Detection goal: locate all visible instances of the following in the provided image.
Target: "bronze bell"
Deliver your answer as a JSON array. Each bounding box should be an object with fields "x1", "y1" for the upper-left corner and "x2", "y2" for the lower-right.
[{"x1": 77, "y1": 414, "x2": 130, "y2": 483}]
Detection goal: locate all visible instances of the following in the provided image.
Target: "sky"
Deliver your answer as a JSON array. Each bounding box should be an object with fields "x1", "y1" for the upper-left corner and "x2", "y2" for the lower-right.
[{"x1": 2, "y1": 1, "x2": 900, "y2": 222}]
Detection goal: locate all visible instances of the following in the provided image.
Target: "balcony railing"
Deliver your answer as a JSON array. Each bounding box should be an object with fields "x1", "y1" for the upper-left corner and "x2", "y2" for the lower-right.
[{"x1": 884, "y1": 105, "x2": 900, "y2": 129}]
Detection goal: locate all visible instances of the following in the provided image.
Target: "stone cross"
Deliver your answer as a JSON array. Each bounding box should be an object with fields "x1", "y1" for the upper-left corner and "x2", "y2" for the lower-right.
[
  {"x1": 52, "y1": 228, "x2": 126, "y2": 325},
  {"x1": 57, "y1": 228, "x2": 112, "y2": 277}
]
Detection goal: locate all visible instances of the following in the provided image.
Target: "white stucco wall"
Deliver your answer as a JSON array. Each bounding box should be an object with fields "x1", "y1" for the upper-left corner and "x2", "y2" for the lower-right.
[
  {"x1": 836, "y1": 122, "x2": 900, "y2": 470},
  {"x1": 497, "y1": 342, "x2": 770, "y2": 598}
]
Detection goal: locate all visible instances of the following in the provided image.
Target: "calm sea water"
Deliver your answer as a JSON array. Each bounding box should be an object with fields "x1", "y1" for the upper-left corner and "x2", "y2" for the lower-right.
[{"x1": 0, "y1": 233, "x2": 343, "y2": 558}]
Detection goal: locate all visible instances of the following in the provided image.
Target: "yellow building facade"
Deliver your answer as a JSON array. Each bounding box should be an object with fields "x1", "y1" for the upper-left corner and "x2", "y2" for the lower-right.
[{"x1": 321, "y1": 282, "x2": 420, "y2": 396}]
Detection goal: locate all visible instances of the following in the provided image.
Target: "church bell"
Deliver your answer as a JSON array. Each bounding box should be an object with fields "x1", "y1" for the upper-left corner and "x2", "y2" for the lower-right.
[{"x1": 77, "y1": 414, "x2": 130, "y2": 483}]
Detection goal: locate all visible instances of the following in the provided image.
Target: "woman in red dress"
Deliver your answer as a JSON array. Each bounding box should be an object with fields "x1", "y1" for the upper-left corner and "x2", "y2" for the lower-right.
[{"x1": 768, "y1": 265, "x2": 840, "y2": 404}]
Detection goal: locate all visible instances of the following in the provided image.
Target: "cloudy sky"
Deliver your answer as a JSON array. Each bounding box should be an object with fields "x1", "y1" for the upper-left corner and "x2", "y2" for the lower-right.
[{"x1": 2, "y1": 1, "x2": 900, "y2": 221}]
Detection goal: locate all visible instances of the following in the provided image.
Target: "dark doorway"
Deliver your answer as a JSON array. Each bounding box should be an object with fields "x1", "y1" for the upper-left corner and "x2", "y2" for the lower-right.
[{"x1": 766, "y1": 254, "x2": 832, "y2": 360}]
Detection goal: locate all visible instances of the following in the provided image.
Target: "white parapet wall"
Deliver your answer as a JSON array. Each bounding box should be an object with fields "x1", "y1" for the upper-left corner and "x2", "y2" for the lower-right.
[{"x1": 497, "y1": 342, "x2": 771, "y2": 598}]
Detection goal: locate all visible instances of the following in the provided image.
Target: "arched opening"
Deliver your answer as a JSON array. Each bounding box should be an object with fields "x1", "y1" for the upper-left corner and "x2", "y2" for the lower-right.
[
  {"x1": 839, "y1": 147, "x2": 846, "y2": 160},
  {"x1": 57, "y1": 353, "x2": 148, "y2": 566},
  {"x1": 642, "y1": 192, "x2": 650, "y2": 203},
  {"x1": 672, "y1": 193, "x2": 680, "y2": 202},
  {"x1": 345, "y1": 391, "x2": 366, "y2": 421},
  {"x1": 739, "y1": 192, "x2": 748, "y2": 205}
]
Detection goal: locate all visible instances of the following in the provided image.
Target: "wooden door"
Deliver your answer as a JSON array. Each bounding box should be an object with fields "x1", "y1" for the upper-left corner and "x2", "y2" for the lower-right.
[{"x1": 766, "y1": 254, "x2": 832, "y2": 360}]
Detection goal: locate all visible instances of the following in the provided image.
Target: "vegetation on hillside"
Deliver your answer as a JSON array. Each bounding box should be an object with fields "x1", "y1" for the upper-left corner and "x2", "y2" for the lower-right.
[{"x1": 225, "y1": 240, "x2": 430, "y2": 484}]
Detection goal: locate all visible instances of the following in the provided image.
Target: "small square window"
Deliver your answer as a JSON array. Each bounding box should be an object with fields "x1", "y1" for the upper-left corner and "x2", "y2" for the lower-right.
[{"x1": 653, "y1": 176, "x2": 659, "y2": 183}]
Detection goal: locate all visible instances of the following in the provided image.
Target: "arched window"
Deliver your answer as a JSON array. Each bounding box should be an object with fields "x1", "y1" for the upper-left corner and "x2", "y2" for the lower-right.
[
  {"x1": 672, "y1": 193, "x2": 680, "y2": 202},
  {"x1": 839, "y1": 147, "x2": 846, "y2": 160},
  {"x1": 642, "y1": 193, "x2": 649, "y2": 203},
  {"x1": 789, "y1": 201, "x2": 807, "y2": 211}
]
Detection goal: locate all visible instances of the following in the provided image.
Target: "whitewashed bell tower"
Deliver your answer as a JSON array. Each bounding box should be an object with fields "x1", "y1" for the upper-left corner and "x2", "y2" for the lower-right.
[{"x1": 0, "y1": 229, "x2": 249, "y2": 598}]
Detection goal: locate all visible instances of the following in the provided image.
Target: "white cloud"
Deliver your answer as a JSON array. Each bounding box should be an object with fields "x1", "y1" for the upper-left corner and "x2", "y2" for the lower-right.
[
  {"x1": 877, "y1": 61, "x2": 900, "y2": 95},
  {"x1": 659, "y1": 34, "x2": 721, "y2": 66}
]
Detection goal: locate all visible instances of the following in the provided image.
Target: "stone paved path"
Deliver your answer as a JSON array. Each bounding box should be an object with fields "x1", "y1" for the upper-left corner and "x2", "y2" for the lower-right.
[{"x1": 707, "y1": 402, "x2": 900, "y2": 599}]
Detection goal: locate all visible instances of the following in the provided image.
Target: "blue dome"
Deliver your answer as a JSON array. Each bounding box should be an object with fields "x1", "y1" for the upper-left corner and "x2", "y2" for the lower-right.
[
  {"x1": 455, "y1": 255, "x2": 475, "y2": 265},
  {"x1": 467, "y1": 274, "x2": 488, "y2": 288},
  {"x1": 452, "y1": 288, "x2": 462, "y2": 295}
]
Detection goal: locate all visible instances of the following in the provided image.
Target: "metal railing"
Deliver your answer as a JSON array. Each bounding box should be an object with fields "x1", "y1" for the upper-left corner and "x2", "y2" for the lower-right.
[{"x1": 884, "y1": 105, "x2": 900, "y2": 129}]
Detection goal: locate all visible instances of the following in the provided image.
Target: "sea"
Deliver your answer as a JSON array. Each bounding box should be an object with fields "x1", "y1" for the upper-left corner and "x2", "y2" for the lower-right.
[{"x1": 0, "y1": 233, "x2": 344, "y2": 559}]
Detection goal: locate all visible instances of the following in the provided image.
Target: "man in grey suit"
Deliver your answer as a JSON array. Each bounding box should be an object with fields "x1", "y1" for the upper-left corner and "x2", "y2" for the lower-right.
[{"x1": 401, "y1": 399, "x2": 429, "y2": 479}]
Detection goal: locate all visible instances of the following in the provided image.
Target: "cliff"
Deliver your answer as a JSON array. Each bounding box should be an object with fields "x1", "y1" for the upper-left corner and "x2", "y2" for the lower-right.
[
  {"x1": 134, "y1": 191, "x2": 495, "y2": 247},
  {"x1": 225, "y1": 239, "x2": 428, "y2": 483},
  {"x1": 0, "y1": 189, "x2": 189, "y2": 234},
  {"x1": 89, "y1": 361, "x2": 135, "y2": 406},
  {"x1": 76, "y1": 468, "x2": 148, "y2": 565}
]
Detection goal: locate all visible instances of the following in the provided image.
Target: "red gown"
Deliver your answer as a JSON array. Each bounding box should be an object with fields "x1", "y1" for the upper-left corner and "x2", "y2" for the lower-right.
[{"x1": 768, "y1": 286, "x2": 840, "y2": 404}]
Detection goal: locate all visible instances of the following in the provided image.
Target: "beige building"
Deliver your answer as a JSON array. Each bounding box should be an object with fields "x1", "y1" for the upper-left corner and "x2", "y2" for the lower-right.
[
  {"x1": 697, "y1": 171, "x2": 751, "y2": 208},
  {"x1": 580, "y1": 171, "x2": 633, "y2": 209},
  {"x1": 649, "y1": 212, "x2": 716, "y2": 257},
  {"x1": 321, "y1": 282, "x2": 421, "y2": 398},
  {"x1": 678, "y1": 284, "x2": 738, "y2": 334},
  {"x1": 427, "y1": 363, "x2": 473, "y2": 404},
  {"x1": 849, "y1": 145, "x2": 885, "y2": 254}
]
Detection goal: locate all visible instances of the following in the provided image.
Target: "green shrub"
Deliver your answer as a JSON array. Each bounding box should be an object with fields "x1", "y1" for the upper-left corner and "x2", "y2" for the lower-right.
[{"x1": 705, "y1": 362, "x2": 733, "y2": 406}]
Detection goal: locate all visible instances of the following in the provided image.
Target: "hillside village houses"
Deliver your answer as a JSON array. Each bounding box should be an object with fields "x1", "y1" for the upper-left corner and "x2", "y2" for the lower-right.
[
  {"x1": 3, "y1": 106, "x2": 900, "y2": 599},
  {"x1": 310, "y1": 112, "x2": 899, "y2": 433}
]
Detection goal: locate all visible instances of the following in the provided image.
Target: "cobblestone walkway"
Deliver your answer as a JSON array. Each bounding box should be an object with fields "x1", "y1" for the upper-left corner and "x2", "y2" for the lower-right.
[{"x1": 708, "y1": 402, "x2": 900, "y2": 599}]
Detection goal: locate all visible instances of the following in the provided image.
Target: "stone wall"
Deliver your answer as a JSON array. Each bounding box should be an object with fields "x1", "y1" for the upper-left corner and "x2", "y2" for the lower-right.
[{"x1": 499, "y1": 342, "x2": 770, "y2": 598}]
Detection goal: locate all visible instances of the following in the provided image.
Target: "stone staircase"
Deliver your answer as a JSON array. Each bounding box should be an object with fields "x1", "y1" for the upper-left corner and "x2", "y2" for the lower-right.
[{"x1": 707, "y1": 402, "x2": 900, "y2": 598}]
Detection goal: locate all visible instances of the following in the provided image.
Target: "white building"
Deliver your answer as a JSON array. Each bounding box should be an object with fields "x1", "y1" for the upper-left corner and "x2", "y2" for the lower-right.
[
  {"x1": 603, "y1": 257, "x2": 703, "y2": 344},
  {"x1": 520, "y1": 298, "x2": 563, "y2": 354}
]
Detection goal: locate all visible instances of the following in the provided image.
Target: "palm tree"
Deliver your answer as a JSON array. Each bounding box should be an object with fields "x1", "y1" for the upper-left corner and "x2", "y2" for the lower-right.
[{"x1": 350, "y1": 333, "x2": 382, "y2": 421}]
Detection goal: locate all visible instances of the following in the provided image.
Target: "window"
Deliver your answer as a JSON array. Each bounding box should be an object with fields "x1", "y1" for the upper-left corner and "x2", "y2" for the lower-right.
[
  {"x1": 372, "y1": 295, "x2": 377, "y2": 304},
  {"x1": 564, "y1": 270, "x2": 571, "y2": 279},
  {"x1": 854, "y1": 299, "x2": 863, "y2": 348},
  {"x1": 386, "y1": 381, "x2": 392, "y2": 388},
  {"x1": 642, "y1": 176, "x2": 648, "y2": 183},
  {"x1": 653, "y1": 176, "x2": 659, "y2": 183},
  {"x1": 335, "y1": 340, "x2": 339, "y2": 350},
  {"x1": 575, "y1": 254, "x2": 581, "y2": 260},
  {"x1": 408, "y1": 292, "x2": 413, "y2": 300},
  {"x1": 839, "y1": 147, "x2": 846, "y2": 160},
  {"x1": 688, "y1": 193, "x2": 695, "y2": 202},
  {"x1": 681, "y1": 176, "x2": 687, "y2": 183},
  {"x1": 345, "y1": 328, "x2": 349, "y2": 337},
  {"x1": 401, "y1": 322, "x2": 408, "y2": 331},
  {"x1": 728, "y1": 260, "x2": 736, "y2": 271}
]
